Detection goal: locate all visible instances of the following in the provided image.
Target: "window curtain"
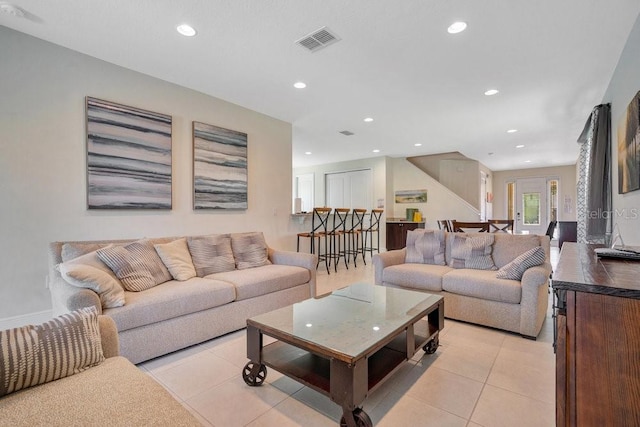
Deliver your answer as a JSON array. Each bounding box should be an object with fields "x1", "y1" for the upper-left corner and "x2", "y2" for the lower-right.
[{"x1": 576, "y1": 103, "x2": 611, "y2": 244}]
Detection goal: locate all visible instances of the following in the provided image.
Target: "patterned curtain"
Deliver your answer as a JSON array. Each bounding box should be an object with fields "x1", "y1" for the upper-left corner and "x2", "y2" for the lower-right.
[{"x1": 576, "y1": 104, "x2": 611, "y2": 244}]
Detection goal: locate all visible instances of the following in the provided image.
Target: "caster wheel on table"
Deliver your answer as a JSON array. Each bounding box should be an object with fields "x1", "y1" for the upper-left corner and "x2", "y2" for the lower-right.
[
  {"x1": 423, "y1": 336, "x2": 439, "y2": 354},
  {"x1": 340, "y1": 408, "x2": 372, "y2": 427},
  {"x1": 242, "y1": 362, "x2": 267, "y2": 386}
]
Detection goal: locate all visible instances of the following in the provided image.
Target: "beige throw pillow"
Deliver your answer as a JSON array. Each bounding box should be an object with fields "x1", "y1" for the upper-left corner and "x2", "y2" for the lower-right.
[
  {"x1": 231, "y1": 232, "x2": 271, "y2": 270},
  {"x1": 405, "y1": 229, "x2": 446, "y2": 265},
  {"x1": 449, "y1": 234, "x2": 497, "y2": 270},
  {"x1": 154, "y1": 238, "x2": 197, "y2": 281},
  {"x1": 187, "y1": 234, "x2": 236, "y2": 277},
  {"x1": 496, "y1": 246, "x2": 546, "y2": 280},
  {"x1": 57, "y1": 246, "x2": 125, "y2": 308},
  {"x1": 98, "y1": 239, "x2": 172, "y2": 292},
  {"x1": 0, "y1": 307, "x2": 104, "y2": 397}
]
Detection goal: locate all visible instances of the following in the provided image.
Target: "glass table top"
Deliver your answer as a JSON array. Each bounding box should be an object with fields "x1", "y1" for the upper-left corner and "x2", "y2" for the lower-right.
[{"x1": 248, "y1": 283, "x2": 442, "y2": 359}]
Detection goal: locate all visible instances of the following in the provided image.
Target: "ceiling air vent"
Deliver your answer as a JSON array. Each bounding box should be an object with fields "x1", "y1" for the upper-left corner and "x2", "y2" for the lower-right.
[
  {"x1": 339, "y1": 130, "x2": 354, "y2": 136},
  {"x1": 296, "y1": 26, "x2": 340, "y2": 52}
]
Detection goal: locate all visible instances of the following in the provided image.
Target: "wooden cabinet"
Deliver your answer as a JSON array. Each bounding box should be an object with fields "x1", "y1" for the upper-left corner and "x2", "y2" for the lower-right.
[
  {"x1": 385, "y1": 221, "x2": 424, "y2": 250},
  {"x1": 553, "y1": 243, "x2": 640, "y2": 426}
]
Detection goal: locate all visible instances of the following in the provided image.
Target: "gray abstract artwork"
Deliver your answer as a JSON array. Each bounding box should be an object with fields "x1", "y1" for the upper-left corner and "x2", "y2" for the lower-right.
[
  {"x1": 193, "y1": 122, "x2": 248, "y2": 209},
  {"x1": 86, "y1": 97, "x2": 172, "y2": 209}
]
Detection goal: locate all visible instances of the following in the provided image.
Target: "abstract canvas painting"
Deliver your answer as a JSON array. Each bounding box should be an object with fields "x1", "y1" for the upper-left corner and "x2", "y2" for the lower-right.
[
  {"x1": 193, "y1": 121, "x2": 248, "y2": 209},
  {"x1": 86, "y1": 97, "x2": 172, "y2": 209},
  {"x1": 618, "y1": 90, "x2": 640, "y2": 194}
]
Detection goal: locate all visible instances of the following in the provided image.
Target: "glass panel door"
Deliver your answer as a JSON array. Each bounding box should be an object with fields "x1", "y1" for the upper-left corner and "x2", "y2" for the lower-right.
[{"x1": 523, "y1": 192, "x2": 541, "y2": 225}]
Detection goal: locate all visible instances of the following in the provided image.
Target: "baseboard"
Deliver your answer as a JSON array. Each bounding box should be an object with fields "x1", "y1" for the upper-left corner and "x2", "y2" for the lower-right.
[{"x1": 0, "y1": 310, "x2": 53, "y2": 330}]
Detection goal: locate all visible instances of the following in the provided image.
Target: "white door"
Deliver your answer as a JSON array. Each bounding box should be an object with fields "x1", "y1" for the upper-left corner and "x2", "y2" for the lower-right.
[
  {"x1": 515, "y1": 177, "x2": 547, "y2": 235},
  {"x1": 325, "y1": 169, "x2": 372, "y2": 210}
]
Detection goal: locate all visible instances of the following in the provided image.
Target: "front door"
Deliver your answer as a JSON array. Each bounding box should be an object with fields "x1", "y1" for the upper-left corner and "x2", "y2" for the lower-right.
[{"x1": 515, "y1": 177, "x2": 547, "y2": 235}]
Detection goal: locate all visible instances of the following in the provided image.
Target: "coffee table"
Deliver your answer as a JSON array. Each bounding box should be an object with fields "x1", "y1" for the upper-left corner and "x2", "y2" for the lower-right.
[{"x1": 242, "y1": 283, "x2": 444, "y2": 427}]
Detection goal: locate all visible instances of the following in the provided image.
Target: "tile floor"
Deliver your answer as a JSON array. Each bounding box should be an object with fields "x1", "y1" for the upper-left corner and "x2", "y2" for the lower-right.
[{"x1": 139, "y1": 249, "x2": 559, "y2": 427}]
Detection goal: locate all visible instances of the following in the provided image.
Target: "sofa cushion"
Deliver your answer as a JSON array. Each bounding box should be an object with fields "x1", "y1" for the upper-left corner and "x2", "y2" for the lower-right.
[
  {"x1": 187, "y1": 234, "x2": 236, "y2": 277},
  {"x1": 449, "y1": 234, "x2": 497, "y2": 270},
  {"x1": 496, "y1": 246, "x2": 546, "y2": 280},
  {"x1": 492, "y1": 234, "x2": 542, "y2": 268},
  {"x1": 154, "y1": 238, "x2": 197, "y2": 281},
  {"x1": 104, "y1": 278, "x2": 236, "y2": 331},
  {"x1": 98, "y1": 240, "x2": 172, "y2": 292},
  {"x1": 442, "y1": 269, "x2": 521, "y2": 304},
  {"x1": 382, "y1": 263, "x2": 453, "y2": 292},
  {"x1": 58, "y1": 246, "x2": 125, "y2": 308},
  {"x1": 0, "y1": 356, "x2": 201, "y2": 426},
  {"x1": 206, "y1": 265, "x2": 309, "y2": 301},
  {"x1": 0, "y1": 307, "x2": 104, "y2": 397},
  {"x1": 231, "y1": 232, "x2": 272, "y2": 270},
  {"x1": 405, "y1": 229, "x2": 446, "y2": 265}
]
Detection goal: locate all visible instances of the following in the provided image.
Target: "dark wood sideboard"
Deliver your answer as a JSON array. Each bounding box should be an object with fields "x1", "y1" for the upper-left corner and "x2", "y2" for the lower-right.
[
  {"x1": 552, "y1": 243, "x2": 640, "y2": 426},
  {"x1": 385, "y1": 220, "x2": 425, "y2": 250}
]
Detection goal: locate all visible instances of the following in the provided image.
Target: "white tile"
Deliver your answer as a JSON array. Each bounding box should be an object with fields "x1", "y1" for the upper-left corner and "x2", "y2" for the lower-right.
[
  {"x1": 138, "y1": 343, "x2": 207, "y2": 373},
  {"x1": 471, "y1": 384, "x2": 555, "y2": 427},
  {"x1": 247, "y1": 397, "x2": 336, "y2": 427},
  {"x1": 406, "y1": 367, "x2": 484, "y2": 419},
  {"x1": 291, "y1": 387, "x2": 342, "y2": 421},
  {"x1": 152, "y1": 351, "x2": 239, "y2": 401},
  {"x1": 187, "y1": 375, "x2": 290, "y2": 427},
  {"x1": 370, "y1": 391, "x2": 467, "y2": 427},
  {"x1": 486, "y1": 351, "x2": 555, "y2": 403},
  {"x1": 430, "y1": 341, "x2": 497, "y2": 382}
]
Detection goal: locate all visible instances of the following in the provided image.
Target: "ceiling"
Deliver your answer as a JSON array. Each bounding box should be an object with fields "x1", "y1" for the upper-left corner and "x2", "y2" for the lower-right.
[{"x1": 2, "y1": 1, "x2": 639, "y2": 171}]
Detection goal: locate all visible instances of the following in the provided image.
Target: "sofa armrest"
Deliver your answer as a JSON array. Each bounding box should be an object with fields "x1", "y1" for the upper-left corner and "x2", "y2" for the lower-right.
[
  {"x1": 49, "y1": 275, "x2": 102, "y2": 317},
  {"x1": 268, "y1": 248, "x2": 317, "y2": 297},
  {"x1": 98, "y1": 315, "x2": 120, "y2": 358},
  {"x1": 519, "y1": 263, "x2": 552, "y2": 337},
  {"x1": 372, "y1": 249, "x2": 406, "y2": 285}
]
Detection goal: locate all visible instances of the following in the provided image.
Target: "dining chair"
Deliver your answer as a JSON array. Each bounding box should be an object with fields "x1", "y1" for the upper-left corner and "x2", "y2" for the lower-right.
[
  {"x1": 451, "y1": 221, "x2": 489, "y2": 233},
  {"x1": 488, "y1": 219, "x2": 514, "y2": 233},
  {"x1": 437, "y1": 220, "x2": 451, "y2": 232}
]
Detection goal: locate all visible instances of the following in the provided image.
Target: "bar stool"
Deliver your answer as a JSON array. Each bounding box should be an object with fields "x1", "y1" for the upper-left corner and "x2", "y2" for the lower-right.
[
  {"x1": 362, "y1": 209, "x2": 383, "y2": 261},
  {"x1": 326, "y1": 208, "x2": 350, "y2": 272},
  {"x1": 296, "y1": 207, "x2": 331, "y2": 273},
  {"x1": 345, "y1": 208, "x2": 367, "y2": 267}
]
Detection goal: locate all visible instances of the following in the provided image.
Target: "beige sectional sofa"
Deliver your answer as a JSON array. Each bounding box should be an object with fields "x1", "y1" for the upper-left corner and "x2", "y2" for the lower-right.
[
  {"x1": 49, "y1": 232, "x2": 316, "y2": 364},
  {"x1": 0, "y1": 313, "x2": 200, "y2": 426},
  {"x1": 373, "y1": 231, "x2": 551, "y2": 338}
]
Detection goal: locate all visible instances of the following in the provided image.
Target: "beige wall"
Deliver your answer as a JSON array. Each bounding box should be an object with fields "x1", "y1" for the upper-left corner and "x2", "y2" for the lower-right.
[
  {"x1": 492, "y1": 165, "x2": 577, "y2": 222},
  {"x1": 0, "y1": 27, "x2": 293, "y2": 321},
  {"x1": 603, "y1": 13, "x2": 640, "y2": 243},
  {"x1": 391, "y1": 158, "x2": 480, "y2": 228}
]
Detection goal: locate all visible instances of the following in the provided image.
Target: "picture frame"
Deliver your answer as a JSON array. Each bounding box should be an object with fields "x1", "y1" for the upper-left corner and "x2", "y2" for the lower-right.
[
  {"x1": 193, "y1": 121, "x2": 248, "y2": 209},
  {"x1": 618, "y1": 90, "x2": 640, "y2": 194},
  {"x1": 86, "y1": 97, "x2": 172, "y2": 209}
]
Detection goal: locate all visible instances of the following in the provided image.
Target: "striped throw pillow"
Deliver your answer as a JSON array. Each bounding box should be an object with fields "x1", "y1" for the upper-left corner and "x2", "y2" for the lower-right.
[
  {"x1": 0, "y1": 307, "x2": 104, "y2": 397},
  {"x1": 449, "y1": 234, "x2": 497, "y2": 270},
  {"x1": 187, "y1": 234, "x2": 236, "y2": 277},
  {"x1": 97, "y1": 239, "x2": 172, "y2": 292},
  {"x1": 496, "y1": 246, "x2": 546, "y2": 280},
  {"x1": 231, "y1": 232, "x2": 272, "y2": 270},
  {"x1": 405, "y1": 229, "x2": 446, "y2": 265}
]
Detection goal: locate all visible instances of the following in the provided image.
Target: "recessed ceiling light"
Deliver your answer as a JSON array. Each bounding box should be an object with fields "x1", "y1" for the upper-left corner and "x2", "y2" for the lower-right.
[
  {"x1": 414, "y1": 143, "x2": 422, "y2": 147},
  {"x1": 507, "y1": 129, "x2": 518, "y2": 133},
  {"x1": 176, "y1": 24, "x2": 197, "y2": 37},
  {"x1": 516, "y1": 144, "x2": 525, "y2": 148},
  {"x1": 525, "y1": 160, "x2": 532, "y2": 163},
  {"x1": 304, "y1": 151, "x2": 312, "y2": 155},
  {"x1": 372, "y1": 149, "x2": 380, "y2": 153},
  {"x1": 447, "y1": 21, "x2": 467, "y2": 34},
  {"x1": 294, "y1": 81, "x2": 307, "y2": 89},
  {"x1": 364, "y1": 117, "x2": 374, "y2": 122},
  {"x1": 484, "y1": 89, "x2": 499, "y2": 96}
]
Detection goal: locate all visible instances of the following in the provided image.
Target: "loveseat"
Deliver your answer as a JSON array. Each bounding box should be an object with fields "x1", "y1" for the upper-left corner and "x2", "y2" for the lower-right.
[
  {"x1": 49, "y1": 232, "x2": 316, "y2": 364},
  {"x1": 373, "y1": 230, "x2": 551, "y2": 338},
  {"x1": 0, "y1": 310, "x2": 201, "y2": 426}
]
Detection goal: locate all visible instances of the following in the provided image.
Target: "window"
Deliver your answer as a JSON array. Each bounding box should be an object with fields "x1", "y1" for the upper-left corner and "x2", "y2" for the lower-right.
[
  {"x1": 523, "y1": 192, "x2": 541, "y2": 225},
  {"x1": 548, "y1": 179, "x2": 559, "y2": 222}
]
